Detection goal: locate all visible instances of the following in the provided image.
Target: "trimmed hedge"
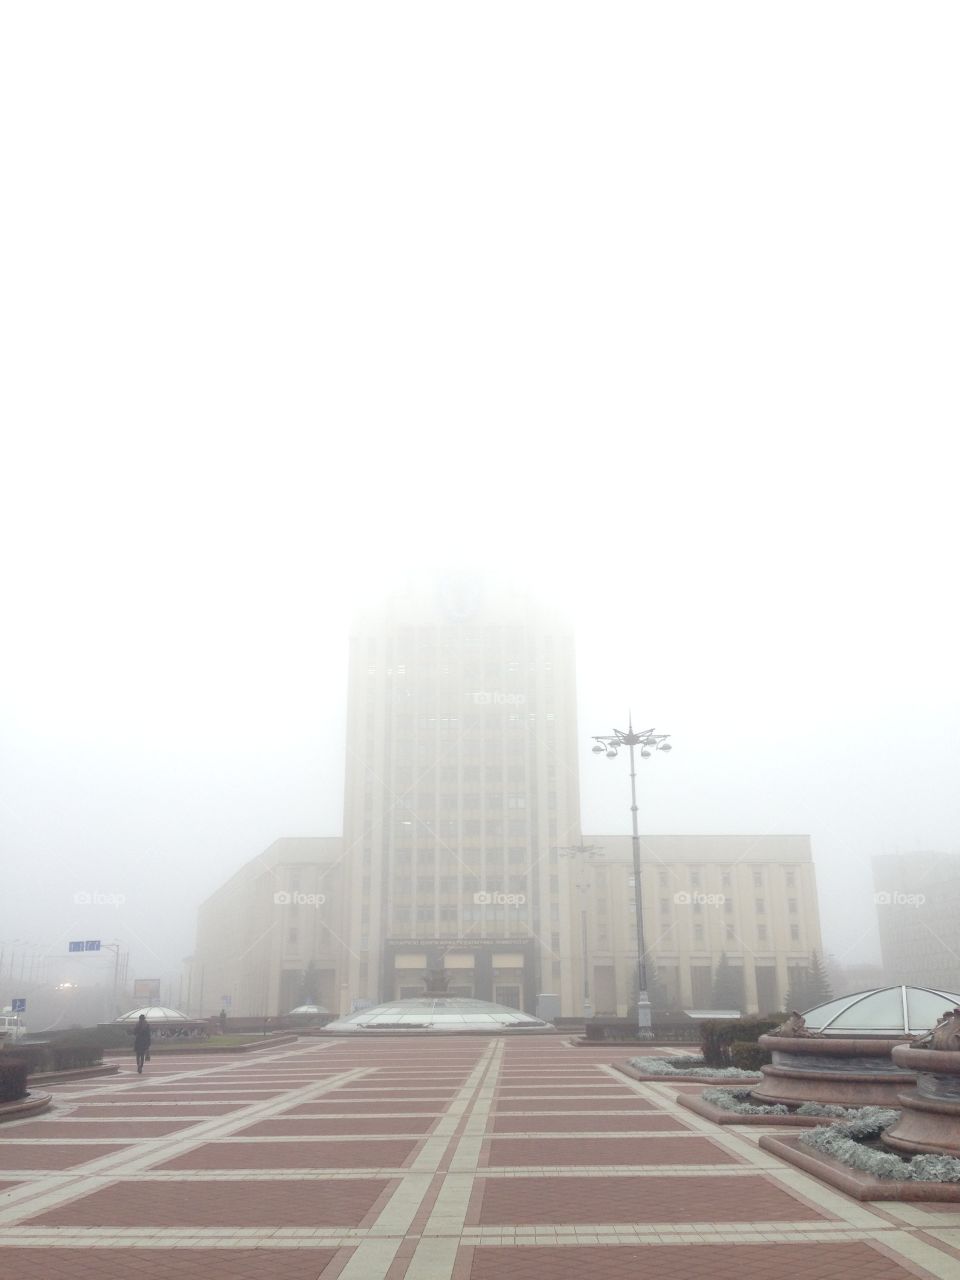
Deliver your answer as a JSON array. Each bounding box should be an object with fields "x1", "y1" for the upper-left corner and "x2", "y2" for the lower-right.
[
  {"x1": 52, "y1": 1025, "x2": 132, "y2": 1050},
  {"x1": 583, "y1": 1016, "x2": 702, "y2": 1044},
  {"x1": 730, "y1": 1040, "x2": 773, "y2": 1072},
  {"x1": 1, "y1": 1043, "x2": 104, "y2": 1074},
  {"x1": 700, "y1": 1016, "x2": 784, "y2": 1067},
  {"x1": 0, "y1": 1059, "x2": 28, "y2": 1102}
]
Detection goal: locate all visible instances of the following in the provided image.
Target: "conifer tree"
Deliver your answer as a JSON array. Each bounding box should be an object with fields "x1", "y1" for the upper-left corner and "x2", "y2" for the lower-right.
[{"x1": 806, "y1": 950, "x2": 833, "y2": 1005}]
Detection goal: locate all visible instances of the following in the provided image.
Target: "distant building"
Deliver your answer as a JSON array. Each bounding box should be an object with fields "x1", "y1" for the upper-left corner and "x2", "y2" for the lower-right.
[
  {"x1": 192, "y1": 577, "x2": 825, "y2": 1017},
  {"x1": 191, "y1": 838, "x2": 342, "y2": 1016},
  {"x1": 575, "y1": 833, "x2": 821, "y2": 1016},
  {"x1": 337, "y1": 580, "x2": 582, "y2": 1015},
  {"x1": 872, "y1": 852, "x2": 960, "y2": 988}
]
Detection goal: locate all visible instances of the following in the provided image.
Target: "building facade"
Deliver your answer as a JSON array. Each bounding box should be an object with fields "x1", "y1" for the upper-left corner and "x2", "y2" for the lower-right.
[
  {"x1": 872, "y1": 852, "x2": 960, "y2": 989},
  {"x1": 337, "y1": 580, "x2": 582, "y2": 1015},
  {"x1": 191, "y1": 838, "x2": 343, "y2": 1017},
  {"x1": 571, "y1": 833, "x2": 821, "y2": 1016},
  {"x1": 192, "y1": 580, "x2": 825, "y2": 1018}
]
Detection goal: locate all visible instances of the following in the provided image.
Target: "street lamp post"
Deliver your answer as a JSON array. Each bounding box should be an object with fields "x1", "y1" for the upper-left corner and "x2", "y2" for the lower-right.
[{"x1": 591, "y1": 716, "x2": 672, "y2": 1039}]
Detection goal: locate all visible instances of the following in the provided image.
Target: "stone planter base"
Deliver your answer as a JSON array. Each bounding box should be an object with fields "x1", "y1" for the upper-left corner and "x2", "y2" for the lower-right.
[
  {"x1": 752, "y1": 1034, "x2": 914, "y2": 1109},
  {"x1": 751, "y1": 1064, "x2": 912, "y2": 1109},
  {"x1": 678, "y1": 1092, "x2": 826, "y2": 1126},
  {"x1": 28, "y1": 1064, "x2": 118, "y2": 1085},
  {"x1": 760, "y1": 1132, "x2": 960, "y2": 1202},
  {"x1": 0, "y1": 1091, "x2": 52, "y2": 1123},
  {"x1": 885, "y1": 1045, "x2": 960, "y2": 1157}
]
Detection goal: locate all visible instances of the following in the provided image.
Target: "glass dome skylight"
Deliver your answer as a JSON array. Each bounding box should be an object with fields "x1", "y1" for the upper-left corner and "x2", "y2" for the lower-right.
[
  {"x1": 115, "y1": 1006, "x2": 190, "y2": 1022},
  {"x1": 322, "y1": 997, "x2": 553, "y2": 1034},
  {"x1": 802, "y1": 985, "x2": 960, "y2": 1036}
]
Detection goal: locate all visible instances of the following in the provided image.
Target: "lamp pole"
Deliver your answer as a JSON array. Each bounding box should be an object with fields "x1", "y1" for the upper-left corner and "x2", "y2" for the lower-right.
[{"x1": 591, "y1": 716, "x2": 672, "y2": 1038}]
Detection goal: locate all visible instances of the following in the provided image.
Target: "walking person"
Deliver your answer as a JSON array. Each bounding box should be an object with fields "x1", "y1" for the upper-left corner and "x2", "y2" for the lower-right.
[{"x1": 134, "y1": 1013, "x2": 151, "y2": 1074}]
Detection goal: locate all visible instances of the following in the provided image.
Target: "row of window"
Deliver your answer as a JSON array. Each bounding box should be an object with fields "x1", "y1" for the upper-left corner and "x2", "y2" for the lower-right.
[
  {"x1": 654, "y1": 897, "x2": 801, "y2": 915},
  {"x1": 382, "y1": 793, "x2": 543, "y2": 809},
  {"x1": 656, "y1": 867, "x2": 799, "y2": 889},
  {"x1": 392, "y1": 820, "x2": 538, "y2": 836}
]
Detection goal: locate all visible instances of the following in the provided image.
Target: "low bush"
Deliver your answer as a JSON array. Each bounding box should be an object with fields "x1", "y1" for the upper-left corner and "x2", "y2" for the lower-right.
[
  {"x1": 1, "y1": 1043, "x2": 104, "y2": 1074},
  {"x1": 701, "y1": 1087, "x2": 788, "y2": 1116},
  {"x1": 627, "y1": 1055, "x2": 760, "y2": 1079},
  {"x1": 582, "y1": 1016, "x2": 702, "y2": 1044},
  {"x1": 0, "y1": 1059, "x2": 28, "y2": 1102},
  {"x1": 52, "y1": 1025, "x2": 131, "y2": 1050},
  {"x1": 793, "y1": 1110, "x2": 960, "y2": 1181},
  {"x1": 702, "y1": 1089, "x2": 887, "y2": 1121},
  {"x1": 730, "y1": 1041, "x2": 772, "y2": 1072},
  {"x1": 700, "y1": 1016, "x2": 784, "y2": 1067}
]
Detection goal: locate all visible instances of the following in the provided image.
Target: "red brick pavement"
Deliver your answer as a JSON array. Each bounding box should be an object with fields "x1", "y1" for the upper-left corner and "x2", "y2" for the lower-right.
[
  {"x1": 156, "y1": 1138, "x2": 419, "y2": 1169},
  {"x1": 291, "y1": 1099, "x2": 444, "y2": 1112},
  {"x1": 0, "y1": 1144, "x2": 127, "y2": 1170},
  {"x1": 485, "y1": 1137, "x2": 737, "y2": 1166},
  {"x1": 86, "y1": 1090, "x2": 280, "y2": 1101},
  {"x1": 497, "y1": 1086, "x2": 635, "y2": 1095},
  {"x1": 3, "y1": 1120, "x2": 201, "y2": 1138},
  {"x1": 67, "y1": 1103, "x2": 244, "y2": 1116},
  {"x1": 491, "y1": 1113, "x2": 691, "y2": 1132},
  {"x1": 0, "y1": 1248, "x2": 341, "y2": 1278},
  {"x1": 465, "y1": 1242, "x2": 920, "y2": 1280},
  {"x1": 27, "y1": 1177, "x2": 390, "y2": 1227},
  {"x1": 474, "y1": 1174, "x2": 831, "y2": 1224},
  {"x1": 238, "y1": 1115, "x2": 436, "y2": 1136},
  {"x1": 335, "y1": 1087, "x2": 458, "y2": 1096},
  {"x1": 494, "y1": 1097, "x2": 654, "y2": 1111}
]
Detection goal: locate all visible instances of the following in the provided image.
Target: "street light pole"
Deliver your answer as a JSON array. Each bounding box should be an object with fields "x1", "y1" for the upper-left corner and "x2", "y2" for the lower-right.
[{"x1": 591, "y1": 716, "x2": 671, "y2": 1039}]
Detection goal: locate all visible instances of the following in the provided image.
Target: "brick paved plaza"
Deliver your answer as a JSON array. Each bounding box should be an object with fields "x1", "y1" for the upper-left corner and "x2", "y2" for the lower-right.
[{"x1": 4, "y1": 1037, "x2": 960, "y2": 1279}]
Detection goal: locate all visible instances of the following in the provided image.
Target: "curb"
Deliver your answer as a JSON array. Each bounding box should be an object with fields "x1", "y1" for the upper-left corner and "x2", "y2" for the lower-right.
[
  {"x1": 677, "y1": 1091, "x2": 825, "y2": 1126},
  {"x1": 0, "y1": 1091, "x2": 53, "y2": 1123},
  {"x1": 760, "y1": 1132, "x2": 960, "y2": 1202},
  {"x1": 27, "y1": 1064, "x2": 119, "y2": 1085}
]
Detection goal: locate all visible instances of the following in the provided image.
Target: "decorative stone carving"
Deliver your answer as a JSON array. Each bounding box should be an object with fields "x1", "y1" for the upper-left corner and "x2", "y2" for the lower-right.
[
  {"x1": 768, "y1": 1011, "x2": 823, "y2": 1038},
  {"x1": 910, "y1": 1008, "x2": 960, "y2": 1050}
]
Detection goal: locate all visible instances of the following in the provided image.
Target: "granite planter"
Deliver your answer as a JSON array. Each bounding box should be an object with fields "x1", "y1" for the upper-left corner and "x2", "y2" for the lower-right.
[
  {"x1": 750, "y1": 1034, "x2": 915, "y2": 1108},
  {"x1": 884, "y1": 1045, "x2": 960, "y2": 1157}
]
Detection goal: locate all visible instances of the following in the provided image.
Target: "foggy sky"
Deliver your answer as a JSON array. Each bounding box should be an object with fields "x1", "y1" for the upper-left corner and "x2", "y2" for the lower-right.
[{"x1": 2, "y1": 4, "x2": 958, "y2": 1000}]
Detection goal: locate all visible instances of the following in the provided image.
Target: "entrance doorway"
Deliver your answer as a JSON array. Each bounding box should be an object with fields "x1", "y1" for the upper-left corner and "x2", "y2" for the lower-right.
[{"x1": 494, "y1": 984, "x2": 521, "y2": 1009}]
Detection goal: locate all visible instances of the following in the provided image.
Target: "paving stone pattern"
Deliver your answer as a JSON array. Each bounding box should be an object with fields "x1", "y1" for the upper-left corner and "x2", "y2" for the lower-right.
[{"x1": 1, "y1": 1036, "x2": 958, "y2": 1279}]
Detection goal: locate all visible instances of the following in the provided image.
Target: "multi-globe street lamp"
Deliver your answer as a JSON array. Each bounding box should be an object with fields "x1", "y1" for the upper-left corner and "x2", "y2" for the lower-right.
[{"x1": 591, "y1": 717, "x2": 672, "y2": 1038}]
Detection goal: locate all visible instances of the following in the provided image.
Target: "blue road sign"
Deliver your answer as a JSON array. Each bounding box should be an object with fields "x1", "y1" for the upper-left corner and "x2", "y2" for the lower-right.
[
  {"x1": 11, "y1": 998, "x2": 26, "y2": 1012},
  {"x1": 84, "y1": 940, "x2": 101, "y2": 951},
  {"x1": 69, "y1": 941, "x2": 84, "y2": 952}
]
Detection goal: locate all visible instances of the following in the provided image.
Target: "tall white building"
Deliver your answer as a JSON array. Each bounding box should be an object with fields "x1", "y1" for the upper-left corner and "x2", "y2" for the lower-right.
[
  {"x1": 193, "y1": 576, "x2": 825, "y2": 1018},
  {"x1": 337, "y1": 576, "x2": 582, "y2": 1013}
]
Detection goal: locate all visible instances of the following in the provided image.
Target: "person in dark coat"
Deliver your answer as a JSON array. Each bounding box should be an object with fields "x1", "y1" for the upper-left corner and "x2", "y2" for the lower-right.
[{"x1": 134, "y1": 1013, "x2": 151, "y2": 1073}]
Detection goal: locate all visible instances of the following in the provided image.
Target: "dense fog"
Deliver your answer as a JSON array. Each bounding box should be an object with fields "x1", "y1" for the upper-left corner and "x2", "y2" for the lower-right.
[{"x1": 1, "y1": 4, "x2": 957, "y2": 1028}]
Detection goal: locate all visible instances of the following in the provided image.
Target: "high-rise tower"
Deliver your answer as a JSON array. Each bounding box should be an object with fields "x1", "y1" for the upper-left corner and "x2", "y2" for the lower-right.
[{"x1": 338, "y1": 574, "x2": 583, "y2": 1013}]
